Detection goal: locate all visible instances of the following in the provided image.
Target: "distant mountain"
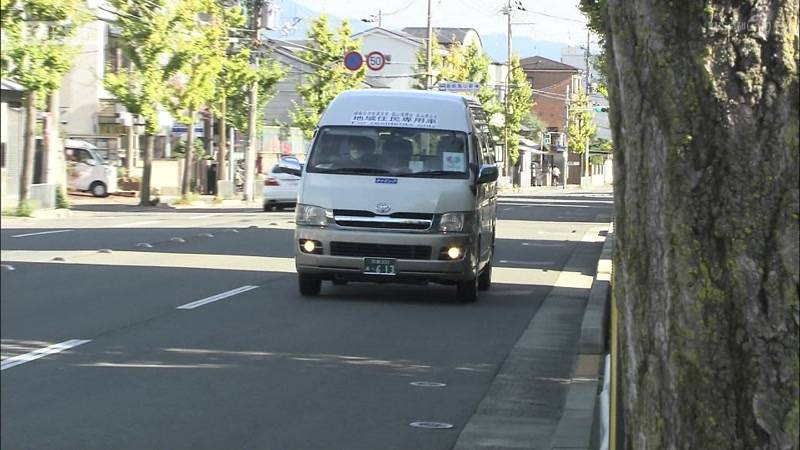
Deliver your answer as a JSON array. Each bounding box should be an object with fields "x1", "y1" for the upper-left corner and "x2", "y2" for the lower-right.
[
  {"x1": 267, "y1": 0, "x2": 567, "y2": 62},
  {"x1": 481, "y1": 34, "x2": 568, "y2": 63},
  {"x1": 265, "y1": 0, "x2": 369, "y2": 41}
]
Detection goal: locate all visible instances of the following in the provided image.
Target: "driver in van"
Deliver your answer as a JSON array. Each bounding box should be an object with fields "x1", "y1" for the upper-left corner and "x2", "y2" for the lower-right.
[{"x1": 345, "y1": 136, "x2": 376, "y2": 167}]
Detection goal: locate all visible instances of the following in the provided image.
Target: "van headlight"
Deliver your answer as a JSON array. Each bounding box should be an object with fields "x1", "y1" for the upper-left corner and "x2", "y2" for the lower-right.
[
  {"x1": 439, "y1": 212, "x2": 465, "y2": 232},
  {"x1": 296, "y1": 204, "x2": 331, "y2": 227}
]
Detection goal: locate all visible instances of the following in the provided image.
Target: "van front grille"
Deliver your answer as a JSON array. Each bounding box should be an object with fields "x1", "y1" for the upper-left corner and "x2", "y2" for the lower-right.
[
  {"x1": 332, "y1": 210, "x2": 433, "y2": 230},
  {"x1": 330, "y1": 242, "x2": 432, "y2": 260}
]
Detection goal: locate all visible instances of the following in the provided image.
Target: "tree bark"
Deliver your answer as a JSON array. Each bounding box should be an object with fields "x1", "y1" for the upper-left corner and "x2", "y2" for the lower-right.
[
  {"x1": 181, "y1": 110, "x2": 195, "y2": 196},
  {"x1": 126, "y1": 125, "x2": 135, "y2": 173},
  {"x1": 138, "y1": 133, "x2": 154, "y2": 207},
  {"x1": 19, "y1": 90, "x2": 36, "y2": 208},
  {"x1": 603, "y1": 1, "x2": 799, "y2": 448}
]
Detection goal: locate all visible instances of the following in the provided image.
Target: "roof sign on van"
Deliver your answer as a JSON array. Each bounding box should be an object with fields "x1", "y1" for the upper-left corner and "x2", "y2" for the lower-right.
[{"x1": 351, "y1": 111, "x2": 438, "y2": 129}]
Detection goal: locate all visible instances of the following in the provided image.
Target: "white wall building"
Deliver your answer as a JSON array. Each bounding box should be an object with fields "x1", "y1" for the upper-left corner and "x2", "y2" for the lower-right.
[{"x1": 350, "y1": 28, "x2": 426, "y2": 90}]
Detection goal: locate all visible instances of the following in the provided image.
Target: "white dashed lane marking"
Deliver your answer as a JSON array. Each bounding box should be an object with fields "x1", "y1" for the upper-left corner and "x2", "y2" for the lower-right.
[{"x1": 1, "y1": 339, "x2": 91, "y2": 371}]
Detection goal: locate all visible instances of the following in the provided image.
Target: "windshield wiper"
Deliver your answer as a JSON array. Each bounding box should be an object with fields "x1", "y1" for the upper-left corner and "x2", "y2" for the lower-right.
[
  {"x1": 403, "y1": 170, "x2": 465, "y2": 177},
  {"x1": 313, "y1": 167, "x2": 391, "y2": 175}
]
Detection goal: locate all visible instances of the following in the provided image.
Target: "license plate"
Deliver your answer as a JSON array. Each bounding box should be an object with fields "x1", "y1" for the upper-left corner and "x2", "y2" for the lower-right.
[{"x1": 363, "y1": 258, "x2": 397, "y2": 276}]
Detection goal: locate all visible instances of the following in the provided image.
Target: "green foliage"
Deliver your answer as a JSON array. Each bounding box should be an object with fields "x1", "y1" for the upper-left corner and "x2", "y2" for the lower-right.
[
  {"x1": 567, "y1": 91, "x2": 597, "y2": 154},
  {"x1": 172, "y1": 138, "x2": 205, "y2": 159},
  {"x1": 173, "y1": 192, "x2": 200, "y2": 205},
  {"x1": 590, "y1": 137, "x2": 613, "y2": 153},
  {"x1": 1, "y1": 0, "x2": 88, "y2": 99},
  {"x1": 291, "y1": 15, "x2": 365, "y2": 139},
  {"x1": 55, "y1": 184, "x2": 69, "y2": 209},
  {"x1": 521, "y1": 111, "x2": 547, "y2": 141},
  {"x1": 166, "y1": 0, "x2": 227, "y2": 122},
  {"x1": 506, "y1": 55, "x2": 533, "y2": 164},
  {"x1": 15, "y1": 200, "x2": 33, "y2": 217},
  {"x1": 580, "y1": 1, "x2": 610, "y2": 99},
  {"x1": 219, "y1": 48, "x2": 285, "y2": 133},
  {"x1": 413, "y1": 33, "x2": 444, "y2": 89},
  {"x1": 104, "y1": 0, "x2": 189, "y2": 134}
]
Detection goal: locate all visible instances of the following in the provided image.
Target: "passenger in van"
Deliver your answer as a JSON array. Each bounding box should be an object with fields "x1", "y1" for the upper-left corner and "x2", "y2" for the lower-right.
[
  {"x1": 383, "y1": 137, "x2": 413, "y2": 172},
  {"x1": 345, "y1": 136, "x2": 377, "y2": 167}
]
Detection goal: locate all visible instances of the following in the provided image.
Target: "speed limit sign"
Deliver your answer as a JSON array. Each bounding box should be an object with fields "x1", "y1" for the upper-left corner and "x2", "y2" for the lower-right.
[{"x1": 366, "y1": 51, "x2": 386, "y2": 71}]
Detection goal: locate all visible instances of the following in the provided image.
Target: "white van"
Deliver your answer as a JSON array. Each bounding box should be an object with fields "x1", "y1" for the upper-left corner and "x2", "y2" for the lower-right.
[
  {"x1": 293, "y1": 90, "x2": 498, "y2": 302},
  {"x1": 64, "y1": 139, "x2": 117, "y2": 197}
]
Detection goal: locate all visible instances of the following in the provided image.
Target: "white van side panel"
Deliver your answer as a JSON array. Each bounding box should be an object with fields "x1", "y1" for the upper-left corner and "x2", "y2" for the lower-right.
[{"x1": 299, "y1": 173, "x2": 474, "y2": 214}]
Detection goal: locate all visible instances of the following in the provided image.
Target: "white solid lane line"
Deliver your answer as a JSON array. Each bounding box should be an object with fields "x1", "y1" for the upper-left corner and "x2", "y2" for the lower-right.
[
  {"x1": 11, "y1": 229, "x2": 74, "y2": 238},
  {"x1": 1, "y1": 339, "x2": 91, "y2": 371},
  {"x1": 111, "y1": 220, "x2": 161, "y2": 228},
  {"x1": 176, "y1": 285, "x2": 259, "y2": 310}
]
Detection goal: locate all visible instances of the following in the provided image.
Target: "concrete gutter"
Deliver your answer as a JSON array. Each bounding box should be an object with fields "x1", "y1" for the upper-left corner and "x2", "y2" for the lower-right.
[{"x1": 550, "y1": 223, "x2": 614, "y2": 450}]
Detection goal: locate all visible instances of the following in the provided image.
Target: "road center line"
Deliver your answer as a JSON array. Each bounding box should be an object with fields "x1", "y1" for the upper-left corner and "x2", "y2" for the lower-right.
[
  {"x1": 177, "y1": 285, "x2": 259, "y2": 310},
  {"x1": 112, "y1": 221, "x2": 160, "y2": 228},
  {"x1": 11, "y1": 229, "x2": 74, "y2": 238},
  {"x1": 1, "y1": 339, "x2": 91, "y2": 371}
]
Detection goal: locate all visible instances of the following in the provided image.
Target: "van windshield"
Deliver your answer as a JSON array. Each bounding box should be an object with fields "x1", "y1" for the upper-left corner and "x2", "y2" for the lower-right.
[{"x1": 307, "y1": 126, "x2": 470, "y2": 178}]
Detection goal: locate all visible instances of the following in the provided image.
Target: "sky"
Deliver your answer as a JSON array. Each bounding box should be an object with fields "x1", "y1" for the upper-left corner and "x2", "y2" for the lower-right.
[{"x1": 269, "y1": 0, "x2": 598, "y2": 62}]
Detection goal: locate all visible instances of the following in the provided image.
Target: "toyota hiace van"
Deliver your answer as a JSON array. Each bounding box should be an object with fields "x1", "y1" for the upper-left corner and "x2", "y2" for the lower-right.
[{"x1": 294, "y1": 90, "x2": 498, "y2": 302}]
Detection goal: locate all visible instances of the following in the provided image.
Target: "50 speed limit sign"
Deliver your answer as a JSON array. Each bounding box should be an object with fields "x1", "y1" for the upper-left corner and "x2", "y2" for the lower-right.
[{"x1": 366, "y1": 51, "x2": 386, "y2": 71}]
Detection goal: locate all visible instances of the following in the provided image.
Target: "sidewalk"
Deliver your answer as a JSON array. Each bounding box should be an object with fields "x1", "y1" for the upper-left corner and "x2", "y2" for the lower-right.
[{"x1": 454, "y1": 223, "x2": 614, "y2": 450}]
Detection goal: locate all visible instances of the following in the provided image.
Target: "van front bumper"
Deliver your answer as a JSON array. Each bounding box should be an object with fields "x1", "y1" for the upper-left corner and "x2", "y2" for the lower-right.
[{"x1": 294, "y1": 227, "x2": 477, "y2": 283}]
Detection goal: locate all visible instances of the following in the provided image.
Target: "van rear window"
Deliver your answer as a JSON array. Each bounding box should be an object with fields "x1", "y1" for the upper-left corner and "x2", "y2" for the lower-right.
[{"x1": 307, "y1": 126, "x2": 469, "y2": 179}]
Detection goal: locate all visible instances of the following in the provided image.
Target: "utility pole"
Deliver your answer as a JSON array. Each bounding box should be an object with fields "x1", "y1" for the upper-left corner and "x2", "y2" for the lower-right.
[
  {"x1": 505, "y1": 0, "x2": 512, "y2": 179},
  {"x1": 564, "y1": 82, "x2": 570, "y2": 189},
  {"x1": 425, "y1": 0, "x2": 432, "y2": 89},
  {"x1": 584, "y1": 29, "x2": 591, "y2": 180},
  {"x1": 244, "y1": 0, "x2": 263, "y2": 203},
  {"x1": 377, "y1": 10, "x2": 382, "y2": 27}
]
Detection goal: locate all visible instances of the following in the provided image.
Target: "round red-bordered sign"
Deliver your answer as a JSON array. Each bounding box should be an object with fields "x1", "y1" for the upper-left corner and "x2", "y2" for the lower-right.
[
  {"x1": 366, "y1": 51, "x2": 386, "y2": 71},
  {"x1": 343, "y1": 51, "x2": 364, "y2": 71}
]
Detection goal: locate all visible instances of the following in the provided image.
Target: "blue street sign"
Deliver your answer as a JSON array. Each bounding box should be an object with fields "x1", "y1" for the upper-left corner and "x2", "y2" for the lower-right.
[{"x1": 344, "y1": 51, "x2": 364, "y2": 71}]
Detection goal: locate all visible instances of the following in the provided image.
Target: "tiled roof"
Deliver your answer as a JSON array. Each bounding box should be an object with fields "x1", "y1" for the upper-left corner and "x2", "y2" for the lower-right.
[
  {"x1": 401, "y1": 27, "x2": 477, "y2": 45},
  {"x1": 519, "y1": 56, "x2": 580, "y2": 72}
]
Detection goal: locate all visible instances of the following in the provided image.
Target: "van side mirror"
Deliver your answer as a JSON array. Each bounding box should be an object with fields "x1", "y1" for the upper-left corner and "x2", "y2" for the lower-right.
[
  {"x1": 85, "y1": 158, "x2": 97, "y2": 166},
  {"x1": 476, "y1": 164, "x2": 498, "y2": 184}
]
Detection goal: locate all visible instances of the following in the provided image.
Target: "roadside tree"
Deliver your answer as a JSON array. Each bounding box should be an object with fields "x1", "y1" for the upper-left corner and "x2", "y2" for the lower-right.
[
  {"x1": 291, "y1": 15, "x2": 365, "y2": 139},
  {"x1": 104, "y1": 0, "x2": 187, "y2": 206},
  {"x1": 1, "y1": 0, "x2": 87, "y2": 212},
  {"x1": 581, "y1": 0, "x2": 799, "y2": 447},
  {"x1": 506, "y1": 55, "x2": 532, "y2": 165},
  {"x1": 567, "y1": 90, "x2": 597, "y2": 178}
]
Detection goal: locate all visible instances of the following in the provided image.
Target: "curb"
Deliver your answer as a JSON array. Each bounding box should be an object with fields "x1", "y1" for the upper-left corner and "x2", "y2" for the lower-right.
[
  {"x1": 453, "y1": 225, "x2": 610, "y2": 450},
  {"x1": 30, "y1": 208, "x2": 72, "y2": 219},
  {"x1": 550, "y1": 223, "x2": 614, "y2": 450}
]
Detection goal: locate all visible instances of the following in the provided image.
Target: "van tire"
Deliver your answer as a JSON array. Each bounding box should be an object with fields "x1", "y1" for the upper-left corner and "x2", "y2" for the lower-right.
[
  {"x1": 90, "y1": 182, "x2": 108, "y2": 197},
  {"x1": 478, "y1": 261, "x2": 492, "y2": 291},
  {"x1": 299, "y1": 274, "x2": 321, "y2": 296}
]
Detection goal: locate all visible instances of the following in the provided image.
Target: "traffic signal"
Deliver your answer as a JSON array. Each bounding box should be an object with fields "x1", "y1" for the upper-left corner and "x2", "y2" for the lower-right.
[{"x1": 594, "y1": 105, "x2": 609, "y2": 113}]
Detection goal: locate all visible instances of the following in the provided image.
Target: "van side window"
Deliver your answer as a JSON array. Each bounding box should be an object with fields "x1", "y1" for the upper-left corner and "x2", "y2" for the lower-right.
[{"x1": 469, "y1": 104, "x2": 495, "y2": 166}]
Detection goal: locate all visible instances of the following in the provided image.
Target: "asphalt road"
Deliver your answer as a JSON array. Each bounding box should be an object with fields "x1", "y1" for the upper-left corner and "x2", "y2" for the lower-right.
[{"x1": 1, "y1": 189, "x2": 613, "y2": 450}]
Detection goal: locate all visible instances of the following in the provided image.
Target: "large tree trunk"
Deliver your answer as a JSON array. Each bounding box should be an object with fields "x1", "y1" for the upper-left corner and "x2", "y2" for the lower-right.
[
  {"x1": 181, "y1": 110, "x2": 195, "y2": 196},
  {"x1": 138, "y1": 133, "x2": 154, "y2": 207},
  {"x1": 603, "y1": 1, "x2": 799, "y2": 448},
  {"x1": 19, "y1": 90, "x2": 36, "y2": 209}
]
